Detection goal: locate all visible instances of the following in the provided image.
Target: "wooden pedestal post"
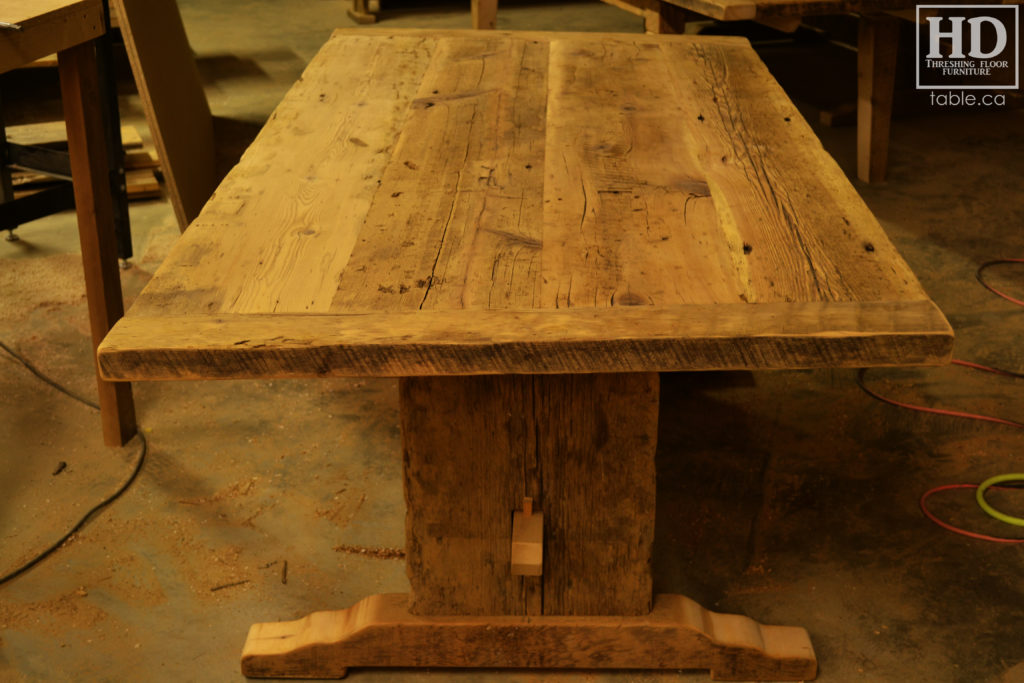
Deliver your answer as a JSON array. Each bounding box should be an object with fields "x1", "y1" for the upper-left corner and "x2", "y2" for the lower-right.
[
  {"x1": 241, "y1": 373, "x2": 817, "y2": 680},
  {"x1": 401, "y1": 373, "x2": 658, "y2": 617}
]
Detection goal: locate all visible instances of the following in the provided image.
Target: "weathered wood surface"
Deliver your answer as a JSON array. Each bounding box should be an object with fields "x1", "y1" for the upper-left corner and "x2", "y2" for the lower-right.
[
  {"x1": 98, "y1": 30, "x2": 952, "y2": 381},
  {"x1": 240, "y1": 592, "x2": 817, "y2": 681},
  {"x1": 0, "y1": 0, "x2": 103, "y2": 74},
  {"x1": 401, "y1": 373, "x2": 656, "y2": 616}
]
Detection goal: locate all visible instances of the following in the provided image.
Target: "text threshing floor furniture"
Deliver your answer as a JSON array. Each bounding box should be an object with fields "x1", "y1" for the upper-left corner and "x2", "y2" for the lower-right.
[
  {"x1": 98, "y1": 29, "x2": 953, "y2": 679},
  {"x1": 0, "y1": 0, "x2": 135, "y2": 446}
]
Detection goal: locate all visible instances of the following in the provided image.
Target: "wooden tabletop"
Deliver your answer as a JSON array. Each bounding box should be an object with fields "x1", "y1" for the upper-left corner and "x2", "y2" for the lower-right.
[
  {"x1": 98, "y1": 29, "x2": 952, "y2": 381},
  {"x1": 0, "y1": 0, "x2": 104, "y2": 73}
]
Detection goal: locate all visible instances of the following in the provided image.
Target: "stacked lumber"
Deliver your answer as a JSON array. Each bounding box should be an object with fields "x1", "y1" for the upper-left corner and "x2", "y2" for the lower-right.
[{"x1": 7, "y1": 121, "x2": 162, "y2": 201}]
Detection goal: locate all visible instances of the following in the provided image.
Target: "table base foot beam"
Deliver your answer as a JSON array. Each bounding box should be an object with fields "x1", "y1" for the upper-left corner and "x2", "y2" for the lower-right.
[{"x1": 241, "y1": 593, "x2": 816, "y2": 681}]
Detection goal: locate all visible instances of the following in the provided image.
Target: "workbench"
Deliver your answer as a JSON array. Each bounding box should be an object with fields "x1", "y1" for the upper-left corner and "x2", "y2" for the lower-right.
[
  {"x1": 98, "y1": 29, "x2": 952, "y2": 679},
  {"x1": 1, "y1": 0, "x2": 135, "y2": 446}
]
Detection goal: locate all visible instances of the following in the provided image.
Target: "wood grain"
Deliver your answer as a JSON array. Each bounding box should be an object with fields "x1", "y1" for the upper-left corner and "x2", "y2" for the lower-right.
[
  {"x1": 98, "y1": 30, "x2": 952, "y2": 382},
  {"x1": 0, "y1": 0, "x2": 103, "y2": 74},
  {"x1": 401, "y1": 374, "x2": 656, "y2": 616},
  {"x1": 241, "y1": 592, "x2": 817, "y2": 681},
  {"x1": 332, "y1": 36, "x2": 547, "y2": 312},
  {"x1": 99, "y1": 300, "x2": 951, "y2": 380},
  {"x1": 541, "y1": 39, "x2": 740, "y2": 307}
]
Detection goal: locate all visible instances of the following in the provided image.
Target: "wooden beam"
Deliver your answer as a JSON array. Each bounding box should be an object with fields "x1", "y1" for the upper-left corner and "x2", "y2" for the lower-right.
[
  {"x1": 241, "y1": 593, "x2": 817, "y2": 680},
  {"x1": 857, "y1": 13, "x2": 900, "y2": 183},
  {"x1": 400, "y1": 373, "x2": 657, "y2": 616},
  {"x1": 757, "y1": 14, "x2": 802, "y2": 32},
  {"x1": 58, "y1": 39, "x2": 136, "y2": 446},
  {"x1": 642, "y1": 0, "x2": 698, "y2": 33},
  {"x1": 471, "y1": 0, "x2": 497, "y2": 29}
]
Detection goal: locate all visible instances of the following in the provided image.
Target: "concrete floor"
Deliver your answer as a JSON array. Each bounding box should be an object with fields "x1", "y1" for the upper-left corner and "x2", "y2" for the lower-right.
[{"x1": 1, "y1": 1, "x2": 1023, "y2": 681}]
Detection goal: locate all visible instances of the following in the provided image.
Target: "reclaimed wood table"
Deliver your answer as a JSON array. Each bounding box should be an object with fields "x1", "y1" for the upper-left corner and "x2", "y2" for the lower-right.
[
  {"x1": 1, "y1": 0, "x2": 135, "y2": 446},
  {"x1": 98, "y1": 29, "x2": 953, "y2": 680}
]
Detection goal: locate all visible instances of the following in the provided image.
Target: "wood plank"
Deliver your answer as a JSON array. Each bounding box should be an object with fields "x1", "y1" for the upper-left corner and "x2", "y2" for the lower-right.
[
  {"x1": 125, "y1": 168, "x2": 161, "y2": 198},
  {"x1": 602, "y1": 0, "x2": 647, "y2": 17},
  {"x1": 13, "y1": 167, "x2": 160, "y2": 200},
  {"x1": 541, "y1": 39, "x2": 742, "y2": 307},
  {"x1": 401, "y1": 374, "x2": 531, "y2": 616},
  {"x1": 532, "y1": 373, "x2": 656, "y2": 615},
  {"x1": 339, "y1": 28, "x2": 747, "y2": 46},
  {"x1": 471, "y1": 0, "x2": 497, "y2": 29},
  {"x1": 138, "y1": 35, "x2": 434, "y2": 317},
  {"x1": 660, "y1": 0, "x2": 756, "y2": 20},
  {"x1": 98, "y1": 300, "x2": 953, "y2": 380},
  {"x1": 331, "y1": 36, "x2": 548, "y2": 312},
  {"x1": 112, "y1": 0, "x2": 215, "y2": 230},
  {"x1": 641, "y1": 0, "x2": 698, "y2": 32},
  {"x1": 124, "y1": 149, "x2": 158, "y2": 169},
  {"x1": 240, "y1": 593, "x2": 817, "y2": 681},
  {"x1": 857, "y1": 14, "x2": 900, "y2": 183},
  {"x1": 660, "y1": 39, "x2": 922, "y2": 303},
  {"x1": 6, "y1": 121, "x2": 143, "y2": 148},
  {"x1": 0, "y1": 0, "x2": 104, "y2": 74},
  {"x1": 401, "y1": 374, "x2": 656, "y2": 616},
  {"x1": 58, "y1": 39, "x2": 136, "y2": 446}
]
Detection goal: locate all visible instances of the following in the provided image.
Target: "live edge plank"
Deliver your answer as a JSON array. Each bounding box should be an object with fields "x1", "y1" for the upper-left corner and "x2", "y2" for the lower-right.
[{"x1": 98, "y1": 300, "x2": 952, "y2": 381}]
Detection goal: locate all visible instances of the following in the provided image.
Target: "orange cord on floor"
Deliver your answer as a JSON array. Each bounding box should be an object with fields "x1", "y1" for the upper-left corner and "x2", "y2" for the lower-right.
[{"x1": 857, "y1": 260, "x2": 1024, "y2": 543}]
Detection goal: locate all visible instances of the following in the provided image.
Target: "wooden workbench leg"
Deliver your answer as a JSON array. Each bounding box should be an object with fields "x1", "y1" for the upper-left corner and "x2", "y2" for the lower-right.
[
  {"x1": 472, "y1": 0, "x2": 498, "y2": 30},
  {"x1": 642, "y1": 0, "x2": 695, "y2": 34},
  {"x1": 58, "y1": 40, "x2": 137, "y2": 447},
  {"x1": 347, "y1": 0, "x2": 377, "y2": 24},
  {"x1": 857, "y1": 14, "x2": 900, "y2": 183}
]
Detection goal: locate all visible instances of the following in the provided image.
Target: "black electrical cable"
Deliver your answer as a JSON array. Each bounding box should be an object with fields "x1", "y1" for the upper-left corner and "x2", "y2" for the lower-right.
[{"x1": 0, "y1": 340, "x2": 147, "y2": 586}]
